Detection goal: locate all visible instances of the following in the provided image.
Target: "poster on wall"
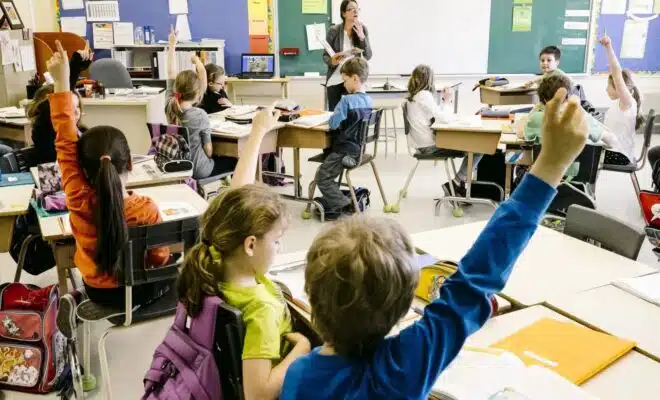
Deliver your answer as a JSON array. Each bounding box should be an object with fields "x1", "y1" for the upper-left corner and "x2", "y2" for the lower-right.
[
  {"x1": 302, "y1": 0, "x2": 327, "y2": 14},
  {"x1": 248, "y1": 0, "x2": 268, "y2": 35},
  {"x1": 92, "y1": 23, "x2": 114, "y2": 49}
]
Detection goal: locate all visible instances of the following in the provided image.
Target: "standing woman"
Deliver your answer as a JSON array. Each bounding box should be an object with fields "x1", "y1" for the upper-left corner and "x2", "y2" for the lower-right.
[{"x1": 324, "y1": 0, "x2": 372, "y2": 111}]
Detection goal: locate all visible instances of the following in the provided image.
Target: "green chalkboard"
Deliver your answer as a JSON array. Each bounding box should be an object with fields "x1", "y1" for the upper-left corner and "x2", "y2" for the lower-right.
[
  {"x1": 278, "y1": 1, "x2": 331, "y2": 76},
  {"x1": 488, "y1": 0, "x2": 592, "y2": 74}
]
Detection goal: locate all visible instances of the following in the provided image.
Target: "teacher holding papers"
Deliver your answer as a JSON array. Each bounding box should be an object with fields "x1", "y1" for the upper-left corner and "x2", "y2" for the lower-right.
[{"x1": 324, "y1": 0, "x2": 372, "y2": 111}]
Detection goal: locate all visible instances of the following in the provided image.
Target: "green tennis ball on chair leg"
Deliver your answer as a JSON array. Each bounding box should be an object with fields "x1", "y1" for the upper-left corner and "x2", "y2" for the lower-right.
[{"x1": 83, "y1": 374, "x2": 97, "y2": 392}]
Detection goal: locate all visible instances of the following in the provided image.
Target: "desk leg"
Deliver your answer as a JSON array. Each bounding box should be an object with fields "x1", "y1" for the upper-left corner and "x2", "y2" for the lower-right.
[
  {"x1": 230, "y1": 83, "x2": 238, "y2": 104},
  {"x1": 465, "y1": 152, "x2": 473, "y2": 199},
  {"x1": 0, "y1": 216, "x2": 16, "y2": 253},
  {"x1": 293, "y1": 148, "x2": 301, "y2": 198},
  {"x1": 453, "y1": 87, "x2": 459, "y2": 114},
  {"x1": 505, "y1": 164, "x2": 513, "y2": 199},
  {"x1": 52, "y1": 242, "x2": 71, "y2": 295}
]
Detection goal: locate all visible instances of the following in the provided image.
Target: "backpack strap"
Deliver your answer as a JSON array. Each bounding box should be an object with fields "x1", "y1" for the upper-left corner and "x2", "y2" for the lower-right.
[
  {"x1": 188, "y1": 296, "x2": 222, "y2": 348},
  {"x1": 172, "y1": 302, "x2": 188, "y2": 330}
]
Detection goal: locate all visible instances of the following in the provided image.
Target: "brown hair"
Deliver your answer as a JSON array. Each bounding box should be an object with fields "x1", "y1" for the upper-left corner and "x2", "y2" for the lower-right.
[
  {"x1": 538, "y1": 73, "x2": 571, "y2": 105},
  {"x1": 539, "y1": 45, "x2": 561, "y2": 61},
  {"x1": 340, "y1": 57, "x2": 369, "y2": 84},
  {"x1": 205, "y1": 64, "x2": 226, "y2": 85},
  {"x1": 166, "y1": 70, "x2": 203, "y2": 125},
  {"x1": 407, "y1": 64, "x2": 435, "y2": 102},
  {"x1": 27, "y1": 84, "x2": 83, "y2": 123},
  {"x1": 609, "y1": 69, "x2": 644, "y2": 130},
  {"x1": 305, "y1": 215, "x2": 418, "y2": 359},
  {"x1": 178, "y1": 184, "x2": 288, "y2": 316}
]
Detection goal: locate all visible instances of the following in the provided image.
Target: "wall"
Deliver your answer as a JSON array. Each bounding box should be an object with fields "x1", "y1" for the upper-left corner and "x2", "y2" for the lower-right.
[{"x1": 33, "y1": 0, "x2": 59, "y2": 31}]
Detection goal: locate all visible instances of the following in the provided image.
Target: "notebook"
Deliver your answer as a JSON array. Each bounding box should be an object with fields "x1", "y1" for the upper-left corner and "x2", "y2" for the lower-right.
[
  {"x1": 432, "y1": 348, "x2": 597, "y2": 400},
  {"x1": 0, "y1": 172, "x2": 34, "y2": 187},
  {"x1": 613, "y1": 273, "x2": 660, "y2": 307},
  {"x1": 491, "y1": 318, "x2": 635, "y2": 384}
]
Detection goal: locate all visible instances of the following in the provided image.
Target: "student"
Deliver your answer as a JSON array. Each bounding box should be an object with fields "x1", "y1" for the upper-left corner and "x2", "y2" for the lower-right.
[
  {"x1": 316, "y1": 57, "x2": 372, "y2": 216},
  {"x1": 166, "y1": 27, "x2": 237, "y2": 179},
  {"x1": 599, "y1": 34, "x2": 644, "y2": 166},
  {"x1": 177, "y1": 104, "x2": 311, "y2": 400},
  {"x1": 523, "y1": 45, "x2": 565, "y2": 88},
  {"x1": 280, "y1": 88, "x2": 589, "y2": 399},
  {"x1": 26, "y1": 45, "x2": 93, "y2": 165},
  {"x1": 199, "y1": 63, "x2": 233, "y2": 114},
  {"x1": 406, "y1": 64, "x2": 482, "y2": 198},
  {"x1": 46, "y1": 41, "x2": 170, "y2": 339}
]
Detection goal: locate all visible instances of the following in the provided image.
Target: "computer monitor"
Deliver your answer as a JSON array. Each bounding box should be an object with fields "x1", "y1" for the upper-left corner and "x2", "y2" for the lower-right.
[{"x1": 240, "y1": 54, "x2": 275, "y2": 78}]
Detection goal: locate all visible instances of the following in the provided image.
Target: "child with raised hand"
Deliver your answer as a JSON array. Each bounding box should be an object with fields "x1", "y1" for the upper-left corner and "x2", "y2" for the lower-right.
[
  {"x1": 47, "y1": 41, "x2": 170, "y2": 339},
  {"x1": 281, "y1": 88, "x2": 588, "y2": 399},
  {"x1": 165, "y1": 27, "x2": 237, "y2": 179},
  {"x1": 199, "y1": 63, "x2": 233, "y2": 114},
  {"x1": 599, "y1": 34, "x2": 644, "y2": 165},
  {"x1": 177, "y1": 104, "x2": 311, "y2": 400}
]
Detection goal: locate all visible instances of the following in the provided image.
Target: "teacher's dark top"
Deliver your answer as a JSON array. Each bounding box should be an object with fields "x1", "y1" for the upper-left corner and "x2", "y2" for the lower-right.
[{"x1": 322, "y1": 23, "x2": 372, "y2": 83}]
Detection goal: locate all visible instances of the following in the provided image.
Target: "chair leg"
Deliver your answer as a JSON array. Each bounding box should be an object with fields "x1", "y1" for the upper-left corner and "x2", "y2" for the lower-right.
[
  {"x1": 13, "y1": 235, "x2": 37, "y2": 282},
  {"x1": 631, "y1": 172, "x2": 643, "y2": 212},
  {"x1": 99, "y1": 329, "x2": 113, "y2": 400},
  {"x1": 344, "y1": 171, "x2": 361, "y2": 213},
  {"x1": 83, "y1": 322, "x2": 91, "y2": 384},
  {"x1": 383, "y1": 111, "x2": 389, "y2": 158},
  {"x1": 398, "y1": 160, "x2": 421, "y2": 205},
  {"x1": 391, "y1": 109, "x2": 398, "y2": 159},
  {"x1": 370, "y1": 161, "x2": 390, "y2": 207}
]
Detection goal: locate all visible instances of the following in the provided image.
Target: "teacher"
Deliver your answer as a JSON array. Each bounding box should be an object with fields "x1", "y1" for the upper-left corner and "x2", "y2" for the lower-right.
[{"x1": 323, "y1": 0, "x2": 372, "y2": 111}]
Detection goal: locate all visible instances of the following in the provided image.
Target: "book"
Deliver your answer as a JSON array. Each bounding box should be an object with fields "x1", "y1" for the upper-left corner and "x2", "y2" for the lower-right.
[
  {"x1": 0, "y1": 172, "x2": 34, "y2": 187},
  {"x1": 491, "y1": 318, "x2": 635, "y2": 384},
  {"x1": 432, "y1": 348, "x2": 597, "y2": 400},
  {"x1": 613, "y1": 273, "x2": 660, "y2": 307},
  {"x1": 158, "y1": 202, "x2": 196, "y2": 222}
]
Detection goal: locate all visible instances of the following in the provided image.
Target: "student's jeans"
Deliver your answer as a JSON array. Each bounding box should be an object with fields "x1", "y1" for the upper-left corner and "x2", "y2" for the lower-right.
[
  {"x1": 316, "y1": 152, "x2": 355, "y2": 210},
  {"x1": 327, "y1": 83, "x2": 348, "y2": 111},
  {"x1": 418, "y1": 146, "x2": 484, "y2": 183}
]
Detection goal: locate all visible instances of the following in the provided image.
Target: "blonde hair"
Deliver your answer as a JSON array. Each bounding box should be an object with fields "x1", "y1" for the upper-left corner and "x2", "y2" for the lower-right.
[
  {"x1": 27, "y1": 84, "x2": 83, "y2": 122},
  {"x1": 166, "y1": 70, "x2": 203, "y2": 125},
  {"x1": 407, "y1": 65, "x2": 435, "y2": 102},
  {"x1": 178, "y1": 185, "x2": 288, "y2": 316},
  {"x1": 305, "y1": 215, "x2": 418, "y2": 359},
  {"x1": 205, "y1": 64, "x2": 226, "y2": 85}
]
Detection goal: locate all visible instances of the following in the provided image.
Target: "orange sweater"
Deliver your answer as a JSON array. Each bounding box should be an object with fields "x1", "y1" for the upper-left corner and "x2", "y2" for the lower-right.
[{"x1": 51, "y1": 92, "x2": 169, "y2": 288}]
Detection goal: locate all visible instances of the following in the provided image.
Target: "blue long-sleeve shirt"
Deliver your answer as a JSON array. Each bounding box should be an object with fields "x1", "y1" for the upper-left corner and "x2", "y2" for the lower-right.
[
  {"x1": 328, "y1": 91, "x2": 372, "y2": 156},
  {"x1": 281, "y1": 173, "x2": 557, "y2": 400}
]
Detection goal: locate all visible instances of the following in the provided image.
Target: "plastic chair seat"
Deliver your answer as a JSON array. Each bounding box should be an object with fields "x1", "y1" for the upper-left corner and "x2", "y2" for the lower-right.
[
  {"x1": 602, "y1": 162, "x2": 637, "y2": 173},
  {"x1": 413, "y1": 149, "x2": 465, "y2": 160}
]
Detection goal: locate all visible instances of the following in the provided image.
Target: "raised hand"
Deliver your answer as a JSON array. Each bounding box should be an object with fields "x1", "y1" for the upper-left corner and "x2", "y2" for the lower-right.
[
  {"x1": 251, "y1": 102, "x2": 281, "y2": 136},
  {"x1": 168, "y1": 25, "x2": 179, "y2": 47},
  {"x1": 599, "y1": 34, "x2": 612, "y2": 48},
  {"x1": 76, "y1": 40, "x2": 93, "y2": 61},
  {"x1": 47, "y1": 40, "x2": 71, "y2": 93}
]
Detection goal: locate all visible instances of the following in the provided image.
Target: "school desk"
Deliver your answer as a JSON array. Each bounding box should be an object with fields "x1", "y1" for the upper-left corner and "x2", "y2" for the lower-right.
[
  {"x1": 547, "y1": 283, "x2": 660, "y2": 362},
  {"x1": 479, "y1": 85, "x2": 538, "y2": 107},
  {"x1": 81, "y1": 92, "x2": 167, "y2": 155},
  {"x1": 210, "y1": 123, "x2": 282, "y2": 159},
  {"x1": 0, "y1": 117, "x2": 30, "y2": 144},
  {"x1": 36, "y1": 184, "x2": 208, "y2": 294},
  {"x1": 225, "y1": 77, "x2": 290, "y2": 104},
  {"x1": 464, "y1": 305, "x2": 660, "y2": 400},
  {"x1": 411, "y1": 223, "x2": 656, "y2": 308},
  {"x1": 0, "y1": 184, "x2": 34, "y2": 252},
  {"x1": 367, "y1": 82, "x2": 463, "y2": 113}
]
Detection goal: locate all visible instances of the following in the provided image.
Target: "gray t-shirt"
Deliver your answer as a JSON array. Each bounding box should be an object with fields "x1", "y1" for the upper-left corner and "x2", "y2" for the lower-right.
[{"x1": 166, "y1": 80, "x2": 214, "y2": 179}]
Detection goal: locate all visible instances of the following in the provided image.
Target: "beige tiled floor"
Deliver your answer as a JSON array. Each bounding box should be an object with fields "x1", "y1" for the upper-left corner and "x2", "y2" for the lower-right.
[{"x1": 3, "y1": 132, "x2": 658, "y2": 399}]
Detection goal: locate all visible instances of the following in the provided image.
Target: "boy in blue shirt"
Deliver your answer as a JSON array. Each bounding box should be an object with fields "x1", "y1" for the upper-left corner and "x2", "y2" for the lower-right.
[
  {"x1": 316, "y1": 57, "x2": 372, "y2": 217},
  {"x1": 282, "y1": 87, "x2": 589, "y2": 400}
]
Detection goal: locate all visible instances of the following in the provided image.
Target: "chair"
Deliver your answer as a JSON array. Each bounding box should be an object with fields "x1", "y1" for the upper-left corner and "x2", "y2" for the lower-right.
[
  {"x1": 375, "y1": 104, "x2": 399, "y2": 158},
  {"x1": 71, "y1": 217, "x2": 200, "y2": 399},
  {"x1": 396, "y1": 102, "x2": 464, "y2": 211},
  {"x1": 0, "y1": 146, "x2": 38, "y2": 173},
  {"x1": 302, "y1": 109, "x2": 393, "y2": 221},
  {"x1": 564, "y1": 205, "x2": 645, "y2": 260},
  {"x1": 602, "y1": 109, "x2": 656, "y2": 210},
  {"x1": 90, "y1": 59, "x2": 133, "y2": 89}
]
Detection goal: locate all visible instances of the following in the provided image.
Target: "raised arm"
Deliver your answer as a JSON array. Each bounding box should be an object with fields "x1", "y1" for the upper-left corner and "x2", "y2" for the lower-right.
[
  {"x1": 69, "y1": 41, "x2": 93, "y2": 90},
  {"x1": 376, "y1": 88, "x2": 588, "y2": 398},
  {"x1": 167, "y1": 26, "x2": 178, "y2": 80},
  {"x1": 191, "y1": 54, "x2": 207, "y2": 91},
  {"x1": 417, "y1": 90, "x2": 454, "y2": 124},
  {"x1": 599, "y1": 34, "x2": 634, "y2": 111}
]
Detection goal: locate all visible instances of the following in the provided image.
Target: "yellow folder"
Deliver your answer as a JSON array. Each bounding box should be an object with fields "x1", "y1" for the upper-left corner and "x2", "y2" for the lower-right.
[{"x1": 491, "y1": 318, "x2": 636, "y2": 385}]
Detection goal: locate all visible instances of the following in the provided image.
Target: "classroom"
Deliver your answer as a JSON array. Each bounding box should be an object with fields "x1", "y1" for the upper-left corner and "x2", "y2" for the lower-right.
[{"x1": 1, "y1": 0, "x2": 660, "y2": 398}]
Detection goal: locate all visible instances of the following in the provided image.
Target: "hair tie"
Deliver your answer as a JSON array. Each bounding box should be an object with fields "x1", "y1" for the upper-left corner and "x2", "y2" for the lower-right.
[
  {"x1": 174, "y1": 92, "x2": 183, "y2": 101},
  {"x1": 100, "y1": 155, "x2": 111, "y2": 162},
  {"x1": 203, "y1": 238, "x2": 221, "y2": 262}
]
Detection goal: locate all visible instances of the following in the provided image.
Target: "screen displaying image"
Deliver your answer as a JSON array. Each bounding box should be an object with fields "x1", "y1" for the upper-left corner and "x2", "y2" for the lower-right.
[{"x1": 242, "y1": 55, "x2": 274, "y2": 73}]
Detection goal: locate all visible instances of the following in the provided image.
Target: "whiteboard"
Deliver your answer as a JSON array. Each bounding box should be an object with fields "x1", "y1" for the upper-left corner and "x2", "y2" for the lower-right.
[{"x1": 332, "y1": 0, "x2": 492, "y2": 75}]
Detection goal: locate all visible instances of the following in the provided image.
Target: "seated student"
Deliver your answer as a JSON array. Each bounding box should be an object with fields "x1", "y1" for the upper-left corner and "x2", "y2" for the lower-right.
[
  {"x1": 280, "y1": 88, "x2": 589, "y2": 400},
  {"x1": 523, "y1": 45, "x2": 565, "y2": 88},
  {"x1": 46, "y1": 41, "x2": 171, "y2": 339},
  {"x1": 26, "y1": 44, "x2": 93, "y2": 165},
  {"x1": 166, "y1": 27, "x2": 237, "y2": 179},
  {"x1": 599, "y1": 34, "x2": 644, "y2": 166},
  {"x1": 406, "y1": 64, "x2": 482, "y2": 198},
  {"x1": 315, "y1": 57, "x2": 372, "y2": 216},
  {"x1": 199, "y1": 63, "x2": 233, "y2": 114},
  {"x1": 177, "y1": 104, "x2": 311, "y2": 400}
]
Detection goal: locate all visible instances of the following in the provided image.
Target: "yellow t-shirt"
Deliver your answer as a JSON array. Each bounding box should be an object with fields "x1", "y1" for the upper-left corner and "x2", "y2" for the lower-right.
[{"x1": 219, "y1": 275, "x2": 293, "y2": 360}]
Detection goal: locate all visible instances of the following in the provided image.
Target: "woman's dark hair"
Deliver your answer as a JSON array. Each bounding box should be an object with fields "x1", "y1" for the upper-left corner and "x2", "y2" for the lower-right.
[
  {"x1": 77, "y1": 126, "x2": 131, "y2": 276},
  {"x1": 340, "y1": 0, "x2": 361, "y2": 47}
]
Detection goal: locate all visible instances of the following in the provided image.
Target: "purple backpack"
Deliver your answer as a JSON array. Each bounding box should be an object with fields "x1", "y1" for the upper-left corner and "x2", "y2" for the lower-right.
[{"x1": 142, "y1": 297, "x2": 223, "y2": 400}]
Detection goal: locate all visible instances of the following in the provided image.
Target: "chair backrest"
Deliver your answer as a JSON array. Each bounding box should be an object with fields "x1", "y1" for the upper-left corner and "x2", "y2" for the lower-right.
[
  {"x1": 564, "y1": 205, "x2": 645, "y2": 260},
  {"x1": 147, "y1": 123, "x2": 191, "y2": 155},
  {"x1": 533, "y1": 143, "x2": 603, "y2": 185},
  {"x1": 90, "y1": 58, "x2": 133, "y2": 89},
  {"x1": 637, "y1": 109, "x2": 656, "y2": 167},
  {"x1": 358, "y1": 108, "x2": 384, "y2": 161},
  {"x1": 214, "y1": 302, "x2": 245, "y2": 400},
  {"x1": 0, "y1": 147, "x2": 38, "y2": 173}
]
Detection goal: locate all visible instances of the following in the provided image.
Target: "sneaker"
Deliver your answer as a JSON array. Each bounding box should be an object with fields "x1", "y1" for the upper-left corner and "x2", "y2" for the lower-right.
[
  {"x1": 442, "y1": 180, "x2": 474, "y2": 207},
  {"x1": 57, "y1": 294, "x2": 77, "y2": 340}
]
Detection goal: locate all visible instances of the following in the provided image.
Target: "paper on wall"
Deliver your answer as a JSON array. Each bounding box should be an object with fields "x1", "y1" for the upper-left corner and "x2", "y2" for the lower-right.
[
  {"x1": 19, "y1": 45, "x2": 35, "y2": 71},
  {"x1": 85, "y1": 1, "x2": 120, "y2": 22},
  {"x1": 92, "y1": 23, "x2": 114, "y2": 49},
  {"x1": 10, "y1": 40, "x2": 20, "y2": 71},
  {"x1": 61, "y1": 0, "x2": 84, "y2": 10},
  {"x1": 0, "y1": 30, "x2": 11, "y2": 65},
  {"x1": 564, "y1": 21, "x2": 589, "y2": 30},
  {"x1": 175, "y1": 14, "x2": 192, "y2": 42},
  {"x1": 248, "y1": 0, "x2": 268, "y2": 35},
  {"x1": 600, "y1": 0, "x2": 627, "y2": 14},
  {"x1": 168, "y1": 0, "x2": 188, "y2": 15},
  {"x1": 60, "y1": 16, "x2": 88, "y2": 37},
  {"x1": 565, "y1": 10, "x2": 590, "y2": 17},
  {"x1": 628, "y1": 0, "x2": 654, "y2": 14},
  {"x1": 306, "y1": 23, "x2": 326, "y2": 51},
  {"x1": 561, "y1": 37, "x2": 587, "y2": 46},
  {"x1": 302, "y1": 0, "x2": 327, "y2": 14},
  {"x1": 512, "y1": 5, "x2": 533, "y2": 32},
  {"x1": 620, "y1": 18, "x2": 648, "y2": 59},
  {"x1": 113, "y1": 22, "x2": 134, "y2": 46}
]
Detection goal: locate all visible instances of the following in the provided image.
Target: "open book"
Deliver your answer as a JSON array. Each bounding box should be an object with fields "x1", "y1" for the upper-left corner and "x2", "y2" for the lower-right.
[
  {"x1": 290, "y1": 111, "x2": 333, "y2": 128},
  {"x1": 613, "y1": 273, "x2": 660, "y2": 306},
  {"x1": 432, "y1": 348, "x2": 597, "y2": 400}
]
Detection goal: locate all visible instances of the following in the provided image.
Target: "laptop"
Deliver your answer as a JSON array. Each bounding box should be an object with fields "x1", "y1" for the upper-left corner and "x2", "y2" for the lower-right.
[{"x1": 239, "y1": 53, "x2": 275, "y2": 79}]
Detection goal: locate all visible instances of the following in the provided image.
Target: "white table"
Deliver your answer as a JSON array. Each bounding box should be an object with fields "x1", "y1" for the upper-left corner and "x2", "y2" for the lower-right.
[
  {"x1": 0, "y1": 184, "x2": 34, "y2": 252},
  {"x1": 368, "y1": 81, "x2": 462, "y2": 113},
  {"x1": 465, "y1": 306, "x2": 660, "y2": 400},
  {"x1": 547, "y1": 283, "x2": 660, "y2": 362},
  {"x1": 0, "y1": 116, "x2": 30, "y2": 144},
  {"x1": 412, "y1": 223, "x2": 656, "y2": 307}
]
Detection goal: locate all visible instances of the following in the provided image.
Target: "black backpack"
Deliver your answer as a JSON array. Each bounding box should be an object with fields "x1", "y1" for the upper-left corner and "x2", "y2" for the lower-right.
[{"x1": 10, "y1": 208, "x2": 56, "y2": 277}]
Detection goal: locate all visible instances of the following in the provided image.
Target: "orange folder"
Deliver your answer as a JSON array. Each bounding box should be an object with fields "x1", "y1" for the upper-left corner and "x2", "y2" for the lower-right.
[{"x1": 491, "y1": 318, "x2": 636, "y2": 385}]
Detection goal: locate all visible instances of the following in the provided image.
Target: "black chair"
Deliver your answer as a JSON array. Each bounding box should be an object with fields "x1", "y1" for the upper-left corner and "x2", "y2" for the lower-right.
[
  {"x1": 0, "y1": 146, "x2": 39, "y2": 173},
  {"x1": 302, "y1": 109, "x2": 393, "y2": 221},
  {"x1": 72, "y1": 217, "x2": 200, "y2": 399}
]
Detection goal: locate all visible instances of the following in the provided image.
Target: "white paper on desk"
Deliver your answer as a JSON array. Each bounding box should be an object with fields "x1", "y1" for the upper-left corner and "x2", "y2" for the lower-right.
[
  {"x1": 169, "y1": 0, "x2": 189, "y2": 15},
  {"x1": 113, "y1": 22, "x2": 134, "y2": 46},
  {"x1": 93, "y1": 23, "x2": 114, "y2": 49},
  {"x1": 614, "y1": 273, "x2": 660, "y2": 306},
  {"x1": 291, "y1": 112, "x2": 333, "y2": 127},
  {"x1": 620, "y1": 18, "x2": 648, "y2": 59},
  {"x1": 19, "y1": 45, "x2": 36, "y2": 71},
  {"x1": 306, "y1": 23, "x2": 326, "y2": 51},
  {"x1": 601, "y1": 0, "x2": 626, "y2": 14},
  {"x1": 628, "y1": 0, "x2": 654, "y2": 14},
  {"x1": 210, "y1": 120, "x2": 251, "y2": 135},
  {"x1": 60, "y1": 16, "x2": 88, "y2": 38},
  {"x1": 62, "y1": 0, "x2": 84, "y2": 10},
  {"x1": 0, "y1": 31, "x2": 12, "y2": 66}
]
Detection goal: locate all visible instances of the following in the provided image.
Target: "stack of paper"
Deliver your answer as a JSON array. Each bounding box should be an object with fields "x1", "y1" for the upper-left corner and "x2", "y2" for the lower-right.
[
  {"x1": 210, "y1": 120, "x2": 251, "y2": 136},
  {"x1": 291, "y1": 112, "x2": 333, "y2": 127},
  {"x1": 216, "y1": 105, "x2": 259, "y2": 118},
  {"x1": 0, "y1": 106, "x2": 25, "y2": 118},
  {"x1": 614, "y1": 273, "x2": 660, "y2": 306}
]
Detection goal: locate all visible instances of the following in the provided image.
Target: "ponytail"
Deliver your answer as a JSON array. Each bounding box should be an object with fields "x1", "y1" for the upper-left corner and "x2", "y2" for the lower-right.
[
  {"x1": 631, "y1": 85, "x2": 644, "y2": 130},
  {"x1": 93, "y1": 157, "x2": 128, "y2": 275},
  {"x1": 165, "y1": 96, "x2": 184, "y2": 125},
  {"x1": 178, "y1": 241, "x2": 222, "y2": 316}
]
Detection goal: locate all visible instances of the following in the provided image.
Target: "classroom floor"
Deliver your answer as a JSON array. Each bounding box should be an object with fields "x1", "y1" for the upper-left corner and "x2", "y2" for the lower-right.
[{"x1": 2, "y1": 132, "x2": 659, "y2": 399}]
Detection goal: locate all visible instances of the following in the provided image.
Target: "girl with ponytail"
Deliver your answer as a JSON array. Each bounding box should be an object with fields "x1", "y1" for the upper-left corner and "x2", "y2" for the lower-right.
[
  {"x1": 47, "y1": 40, "x2": 170, "y2": 313},
  {"x1": 178, "y1": 103, "x2": 311, "y2": 400}
]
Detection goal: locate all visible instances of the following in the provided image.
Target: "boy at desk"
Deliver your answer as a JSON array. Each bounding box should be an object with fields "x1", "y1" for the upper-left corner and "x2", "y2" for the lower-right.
[
  {"x1": 281, "y1": 88, "x2": 589, "y2": 399},
  {"x1": 315, "y1": 57, "x2": 372, "y2": 218}
]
